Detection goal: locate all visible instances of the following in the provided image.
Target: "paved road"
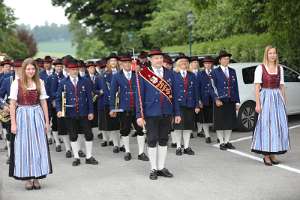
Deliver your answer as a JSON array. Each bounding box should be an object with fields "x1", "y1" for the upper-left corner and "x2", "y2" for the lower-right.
[{"x1": 1, "y1": 115, "x2": 300, "y2": 200}]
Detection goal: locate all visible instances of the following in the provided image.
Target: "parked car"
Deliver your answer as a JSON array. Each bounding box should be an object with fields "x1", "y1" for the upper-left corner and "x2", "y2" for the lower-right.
[{"x1": 230, "y1": 62, "x2": 300, "y2": 131}]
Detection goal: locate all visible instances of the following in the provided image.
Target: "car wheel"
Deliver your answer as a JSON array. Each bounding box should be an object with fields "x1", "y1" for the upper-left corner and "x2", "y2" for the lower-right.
[{"x1": 237, "y1": 101, "x2": 256, "y2": 132}]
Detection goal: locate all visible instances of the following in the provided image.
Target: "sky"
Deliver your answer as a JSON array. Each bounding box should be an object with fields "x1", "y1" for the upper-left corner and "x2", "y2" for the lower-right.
[{"x1": 4, "y1": 0, "x2": 69, "y2": 27}]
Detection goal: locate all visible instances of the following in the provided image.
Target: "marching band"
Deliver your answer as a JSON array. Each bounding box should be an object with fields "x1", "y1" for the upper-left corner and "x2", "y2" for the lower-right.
[{"x1": 0, "y1": 46, "x2": 290, "y2": 189}]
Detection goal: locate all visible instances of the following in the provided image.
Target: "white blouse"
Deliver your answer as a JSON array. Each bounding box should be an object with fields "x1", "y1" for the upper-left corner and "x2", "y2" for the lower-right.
[
  {"x1": 9, "y1": 79, "x2": 49, "y2": 100},
  {"x1": 254, "y1": 64, "x2": 284, "y2": 85}
]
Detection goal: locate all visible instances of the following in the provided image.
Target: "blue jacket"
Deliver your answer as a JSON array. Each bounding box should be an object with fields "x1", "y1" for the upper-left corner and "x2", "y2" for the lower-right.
[
  {"x1": 110, "y1": 70, "x2": 138, "y2": 111},
  {"x1": 135, "y1": 67, "x2": 180, "y2": 118},
  {"x1": 0, "y1": 75, "x2": 15, "y2": 99},
  {"x1": 95, "y1": 75, "x2": 107, "y2": 110},
  {"x1": 211, "y1": 66, "x2": 240, "y2": 103},
  {"x1": 39, "y1": 70, "x2": 53, "y2": 103},
  {"x1": 56, "y1": 76, "x2": 93, "y2": 117},
  {"x1": 0, "y1": 72, "x2": 13, "y2": 87},
  {"x1": 198, "y1": 70, "x2": 217, "y2": 106},
  {"x1": 48, "y1": 72, "x2": 66, "y2": 103},
  {"x1": 173, "y1": 71, "x2": 198, "y2": 108}
]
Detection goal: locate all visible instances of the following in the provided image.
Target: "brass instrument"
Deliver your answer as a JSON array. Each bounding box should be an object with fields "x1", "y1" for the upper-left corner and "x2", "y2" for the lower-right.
[
  {"x1": 61, "y1": 85, "x2": 66, "y2": 117},
  {"x1": 92, "y1": 93, "x2": 98, "y2": 103},
  {"x1": 111, "y1": 89, "x2": 123, "y2": 113},
  {"x1": 0, "y1": 100, "x2": 10, "y2": 123}
]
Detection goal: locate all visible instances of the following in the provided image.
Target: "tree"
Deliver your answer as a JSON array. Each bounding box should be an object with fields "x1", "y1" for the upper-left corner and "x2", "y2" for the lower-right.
[
  {"x1": 16, "y1": 28, "x2": 37, "y2": 57},
  {"x1": 52, "y1": 0, "x2": 158, "y2": 51}
]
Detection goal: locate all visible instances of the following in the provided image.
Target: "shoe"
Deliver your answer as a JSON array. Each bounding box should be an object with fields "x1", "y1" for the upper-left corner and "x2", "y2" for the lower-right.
[
  {"x1": 56, "y1": 145, "x2": 62, "y2": 152},
  {"x1": 109, "y1": 141, "x2": 114, "y2": 146},
  {"x1": 0, "y1": 135, "x2": 2, "y2": 140},
  {"x1": 263, "y1": 158, "x2": 273, "y2": 166},
  {"x1": 4, "y1": 146, "x2": 7, "y2": 150},
  {"x1": 97, "y1": 133, "x2": 103, "y2": 140},
  {"x1": 217, "y1": 139, "x2": 220, "y2": 143},
  {"x1": 113, "y1": 146, "x2": 120, "y2": 153},
  {"x1": 225, "y1": 142, "x2": 236, "y2": 149},
  {"x1": 124, "y1": 152, "x2": 132, "y2": 161},
  {"x1": 33, "y1": 180, "x2": 41, "y2": 190},
  {"x1": 205, "y1": 137, "x2": 212, "y2": 144},
  {"x1": 66, "y1": 150, "x2": 72, "y2": 158},
  {"x1": 183, "y1": 147, "x2": 195, "y2": 155},
  {"x1": 78, "y1": 150, "x2": 86, "y2": 157},
  {"x1": 119, "y1": 146, "x2": 125, "y2": 152},
  {"x1": 138, "y1": 153, "x2": 149, "y2": 161},
  {"x1": 48, "y1": 138, "x2": 53, "y2": 145},
  {"x1": 72, "y1": 158, "x2": 81, "y2": 166},
  {"x1": 270, "y1": 157, "x2": 280, "y2": 165},
  {"x1": 220, "y1": 143, "x2": 227, "y2": 151},
  {"x1": 86, "y1": 156, "x2": 99, "y2": 165},
  {"x1": 176, "y1": 148, "x2": 182, "y2": 156},
  {"x1": 197, "y1": 130, "x2": 205, "y2": 138},
  {"x1": 170, "y1": 143, "x2": 177, "y2": 148},
  {"x1": 149, "y1": 170, "x2": 158, "y2": 180},
  {"x1": 157, "y1": 168, "x2": 173, "y2": 178},
  {"x1": 190, "y1": 134, "x2": 194, "y2": 139},
  {"x1": 25, "y1": 180, "x2": 34, "y2": 190},
  {"x1": 101, "y1": 141, "x2": 108, "y2": 147}
]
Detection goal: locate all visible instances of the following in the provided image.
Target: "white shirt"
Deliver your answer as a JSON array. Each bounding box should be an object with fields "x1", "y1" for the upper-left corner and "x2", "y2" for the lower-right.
[
  {"x1": 205, "y1": 69, "x2": 212, "y2": 75},
  {"x1": 254, "y1": 64, "x2": 284, "y2": 85},
  {"x1": 46, "y1": 69, "x2": 53, "y2": 76},
  {"x1": 71, "y1": 77, "x2": 78, "y2": 86},
  {"x1": 220, "y1": 65, "x2": 229, "y2": 78},
  {"x1": 192, "y1": 69, "x2": 198, "y2": 75},
  {"x1": 154, "y1": 67, "x2": 163, "y2": 78},
  {"x1": 180, "y1": 70, "x2": 187, "y2": 78},
  {"x1": 123, "y1": 69, "x2": 132, "y2": 80},
  {"x1": 9, "y1": 79, "x2": 48, "y2": 100}
]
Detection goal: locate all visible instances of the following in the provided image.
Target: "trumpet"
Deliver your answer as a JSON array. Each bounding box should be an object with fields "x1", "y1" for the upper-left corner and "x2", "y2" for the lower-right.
[
  {"x1": 92, "y1": 93, "x2": 98, "y2": 103},
  {"x1": 0, "y1": 100, "x2": 10, "y2": 123},
  {"x1": 61, "y1": 85, "x2": 66, "y2": 117}
]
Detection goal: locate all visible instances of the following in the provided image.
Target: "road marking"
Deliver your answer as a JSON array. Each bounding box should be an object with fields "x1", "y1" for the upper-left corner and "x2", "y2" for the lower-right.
[
  {"x1": 230, "y1": 123, "x2": 300, "y2": 144},
  {"x1": 212, "y1": 123, "x2": 300, "y2": 174}
]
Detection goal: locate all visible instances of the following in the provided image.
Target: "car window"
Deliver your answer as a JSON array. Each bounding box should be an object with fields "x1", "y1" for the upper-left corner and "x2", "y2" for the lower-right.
[
  {"x1": 242, "y1": 66, "x2": 257, "y2": 84},
  {"x1": 284, "y1": 67, "x2": 300, "y2": 82}
]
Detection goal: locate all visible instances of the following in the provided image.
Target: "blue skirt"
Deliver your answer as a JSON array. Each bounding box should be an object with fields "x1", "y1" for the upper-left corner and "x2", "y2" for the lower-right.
[
  {"x1": 10, "y1": 105, "x2": 52, "y2": 180},
  {"x1": 251, "y1": 88, "x2": 289, "y2": 155}
]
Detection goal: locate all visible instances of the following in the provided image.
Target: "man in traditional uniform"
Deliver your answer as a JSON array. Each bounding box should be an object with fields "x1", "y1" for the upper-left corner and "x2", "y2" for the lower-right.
[
  {"x1": 136, "y1": 49, "x2": 181, "y2": 180},
  {"x1": 109, "y1": 54, "x2": 149, "y2": 161},
  {"x1": 56, "y1": 59, "x2": 99, "y2": 166}
]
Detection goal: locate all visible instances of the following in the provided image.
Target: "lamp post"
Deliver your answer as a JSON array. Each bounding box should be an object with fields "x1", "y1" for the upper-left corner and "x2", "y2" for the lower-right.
[{"x1": 187, "y1": 11, "x2": 194, "y2": 56}]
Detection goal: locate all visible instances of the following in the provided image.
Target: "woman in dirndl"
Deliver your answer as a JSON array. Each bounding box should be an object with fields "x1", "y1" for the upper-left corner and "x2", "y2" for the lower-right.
[
  {"x1": 9, "y1": 58, "x2": 52, "y2": 190},
  {"x1": 251, "y1": 45, "x2": 289, "y2": 166}
]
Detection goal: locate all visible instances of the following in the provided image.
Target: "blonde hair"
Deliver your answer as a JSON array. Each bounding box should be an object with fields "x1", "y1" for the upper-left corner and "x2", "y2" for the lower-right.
[
  {"x1": 106, "y1": 58, "x2": 119, "y2": 72},
  {"x1": 174, "y1": 59, "x2": 189, "y2": 73},
  {"x1": 263, "y1": 45, "x2": 279, "y2": 66},
  {"x1": 21, "y1": 58, "x2": 41, "y2": 95},
  {"x1": 189, "y1": 61, "x2": 199, "y2": 72}
]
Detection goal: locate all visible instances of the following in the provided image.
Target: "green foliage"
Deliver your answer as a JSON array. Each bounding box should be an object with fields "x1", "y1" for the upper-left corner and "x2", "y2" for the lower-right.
[
  {"x1": 36, "y1": 40, "x2": 75, "y2": 58},
  {"x1": 163, "y1": 33, "x2": 272, "y2": 63}
]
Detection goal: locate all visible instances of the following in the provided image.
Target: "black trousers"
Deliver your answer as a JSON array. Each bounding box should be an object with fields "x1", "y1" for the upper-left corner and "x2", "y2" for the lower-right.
[
  {"x1": 120, "y1": 110, "x2": 144, "y2": 136},
  {"x1": 65, "y1": 116, "x2": 93, "y2": 142},
  {"x1": 145, "y1": 116, "x2": 172, "y2": 147},
  {"x1": 50, "y1": 106, "x2": 58, "y2": 131}
]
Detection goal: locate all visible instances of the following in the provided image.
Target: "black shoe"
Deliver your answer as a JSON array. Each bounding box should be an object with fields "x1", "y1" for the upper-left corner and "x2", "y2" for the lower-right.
[
  {"x1": 138, "y1": 153, "x2": 149, "y2": 161},
  {"x1": 124, "y1": 152, "x2": 132, "y2": 161},
  {"x1": 109, "y1": 141, "x2": 114, "y2": 146},
  {"x1": 72, "y1": 158, "x2": 81, "y2": 166},
  {"x1": 101, "y1": 141, "x2": 108, "y2": 147},
  {"x1": 6, "y1": 158, "x2": 10, "y2": 165},
  {"x1": 157, "y1": 168, "x2": 173, "y2": 178},
  {"x1": 205, "y1": 137, "x2": 212, "y2": 144},
  {"x1": 263, "y1": 158, "x2": 273, "y2": 166},
  {"x1": 113, "y1": 146, "x2": 120, "y2": 153},
  {"x1": 190, "y1": 134, "x2": 194, "y2": 139},
  {"x1": 183, "y1": 147, "x2": 195, "y2": 155},
  {"x1": 48, "y1": 138, "x2": 53, "y2": 145},
  {"x1": 78, "y1": 150, "x2": 86, "y2": 157},
  {"x1": 4, "y1": 146, "x2": 7, "y2": 150},
  {"x1": 170, "y1": 143, "x2": 177, "y2": 148},
  {"x1": 119, "y1": 146, "x2": 125, "y2": 152},
  {"x1": 131, "y1": 132, "x2": 138, "y2": 137},
  {"x1": 56, "y1": 145, "x2": 62, "y2": 152},
  {"x1": 97, "y1": 133, "x2": 103, "y2": 140},
  {"x1": 66, "y1": 150, "x2": 72, "y2": 158},
  {"x1": 0, "y1": 135, "x2": 2, "y2": 140},
  {"x1": 217, "y1": 139, "x2": 220, "y2": 143},
  {"x1": 225, "y1": 142, "x2": 236, "y2": 150},
  {"x1": 176, "y1": 148, "x2": 182, "y2": 156},
  {"x1": 220, "y1": 143, "x2": 227, "y2": 150},
  {"x1": 86, "y1": 156, "x2": 99, "y2": 165},
  {"x1": 149, "y1": 170, "x2": 158, "y2": 180},
  {"x1": 59, "y1": 138, "x2": 64, "y2": 143},
  {"x1": 197, "y1": 130, "x2": 205, "y2": 138}
]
